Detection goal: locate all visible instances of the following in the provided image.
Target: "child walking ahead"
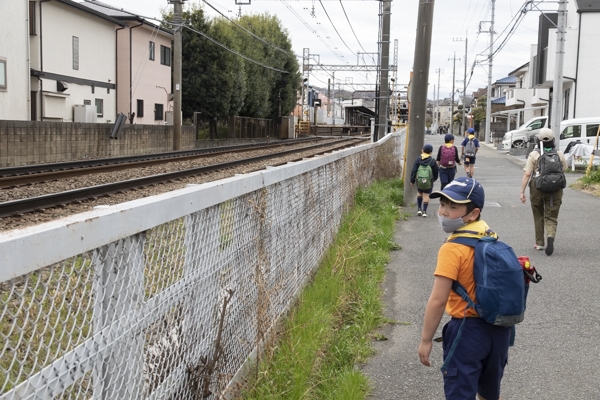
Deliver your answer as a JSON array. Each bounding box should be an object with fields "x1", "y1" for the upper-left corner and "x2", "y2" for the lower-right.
[
  {"x1": 410, "y1": 143, "x2": 439, "y2": 217},
  {"x1": 436, "y1": 133, "x2": 462, "y2": 190},
  {"x1": 418, "y1": 177, "x2": 511, "y2": 399}
]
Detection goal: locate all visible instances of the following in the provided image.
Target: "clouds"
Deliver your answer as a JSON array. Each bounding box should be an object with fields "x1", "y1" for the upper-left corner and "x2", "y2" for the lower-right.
[{"x1": 92, "y1": 0, "x2": 545, "y2": 100}]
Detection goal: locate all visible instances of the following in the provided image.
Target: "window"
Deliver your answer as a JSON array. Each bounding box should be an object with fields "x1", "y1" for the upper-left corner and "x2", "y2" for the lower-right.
[
  {"x1": 73, "y1": 36, "x2": 79, "y2": 70},
  {"x1": 587, "y1": 124, "x2": 599, "y2": 139},
  {"x1": 84, "y1": 99, "x2": 91, "y2": 105},
  {"x1": 0, "y1": 59, "x2": 6, "y2": 89},
  {"x1": 137, "y1": 99, "x2": 144, "y2": 118},
  {"x1": 154, "y1": 103, "x2": 164, "y2": 120},
  {"x1": 29, "y1": 2, "x2": 36, "y2": 35},
  {"x1": 563, "y1": 88, "x2": 570, "y2": 120},
  {"x1": 149, "y1": 41, "x2": 155, "y2": 61},
  {"x1": 560, "y1": 125, "x2": 581, "y2": 140},
  {"x1": 528, "y1": 119, "x2": 545, "y2": 130},
  {"x1": 95, "y1": 98, "x2": 103, "y2": 117},
  {"x1": 160, "y1": 45, "x2": 171, "y2": 66}
]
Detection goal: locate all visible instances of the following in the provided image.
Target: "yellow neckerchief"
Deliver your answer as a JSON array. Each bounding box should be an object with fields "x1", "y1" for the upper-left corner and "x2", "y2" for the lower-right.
[
  {"x1": 445, "y1": 143, "x2": 453, "y2": 148},
  {"x1": 421, "y1": 153, "x2": 431, "y2": 160},
  {"x1": 468, "y1": 134, "x2": 475, "y2": 140},
  {"x1": 446, "y1": 220, "x2": 497, "y2": 242}
]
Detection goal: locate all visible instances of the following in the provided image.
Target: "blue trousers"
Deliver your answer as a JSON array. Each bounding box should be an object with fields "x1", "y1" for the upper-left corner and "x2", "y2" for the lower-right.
[
  {"x1": 439, "y1": 167, "x2": 457, "y2": 190},
  {"x1": 442, "y1": 318, "x2": 510, "y2": 400}
]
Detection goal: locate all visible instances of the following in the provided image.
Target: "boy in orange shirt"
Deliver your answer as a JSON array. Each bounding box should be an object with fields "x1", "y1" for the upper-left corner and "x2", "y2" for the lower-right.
[{"x1": 418, "y1": 177, "x2": 511, "y2": 400}]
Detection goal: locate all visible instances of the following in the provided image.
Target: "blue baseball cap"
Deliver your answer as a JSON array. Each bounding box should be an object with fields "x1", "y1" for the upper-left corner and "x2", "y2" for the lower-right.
[
  {"x1": 444, "y1": 133, "x2": 455, "y2": 142},
  {"x1": 423, "y1": 143, "x2": 433, "y2": 153},
  {"x1": 430, "y1": 176, "x2": 485, "y2": 209},
  {"x1": 467, "y1": 128, "x2": 475, "y2": 134}
]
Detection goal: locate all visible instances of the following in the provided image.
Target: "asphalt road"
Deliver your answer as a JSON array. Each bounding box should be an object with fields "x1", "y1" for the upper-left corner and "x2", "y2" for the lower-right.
[{"x1": 361, "y1": 134, "x2": 600, "y2": 399}]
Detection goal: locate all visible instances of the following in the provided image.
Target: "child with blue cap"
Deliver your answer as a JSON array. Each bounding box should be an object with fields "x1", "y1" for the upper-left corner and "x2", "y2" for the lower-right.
[
  {"x1": 418, "y1": 177, "x2": 511, "y2": 400},
  {"x1": 460, "y1": 128, "x2": 480, "y2": 178},
  {"x1": 410, "y1": 143, "x2": 439, "y2": 217}
]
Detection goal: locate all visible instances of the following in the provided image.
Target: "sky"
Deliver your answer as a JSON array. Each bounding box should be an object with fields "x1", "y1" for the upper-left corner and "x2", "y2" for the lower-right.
[{"x1": 87, "y1": 0, "x2": 549, "y2": 103}]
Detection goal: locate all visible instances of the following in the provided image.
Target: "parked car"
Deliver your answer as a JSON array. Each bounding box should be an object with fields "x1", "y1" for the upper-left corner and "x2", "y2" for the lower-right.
[
  {"x1": 502, "y1": 116, "x2": 548, "y2": 149},
  {"x1": 559, "y1": 117, "x2": 600, "y2": 153}
]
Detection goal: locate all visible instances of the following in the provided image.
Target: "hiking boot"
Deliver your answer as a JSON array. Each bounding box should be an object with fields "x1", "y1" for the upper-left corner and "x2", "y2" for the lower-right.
[
  {"x1": 545, "y1": 237, "x2": 554, "y2": 256},
  {"x1": 422, "y1": 212, "x2": 428, "y2": 218},
  {"x1": 417, "y1": 209, "x2": 423, "y2": 216},
  {"x1": 534, "y1": 244, "x2": 545, "y2": 250}
]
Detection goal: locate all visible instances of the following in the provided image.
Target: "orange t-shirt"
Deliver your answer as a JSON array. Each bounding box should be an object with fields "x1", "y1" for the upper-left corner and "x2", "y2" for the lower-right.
[{"x1": 435, "y1": 241, "x2": 478, "y2": 318}]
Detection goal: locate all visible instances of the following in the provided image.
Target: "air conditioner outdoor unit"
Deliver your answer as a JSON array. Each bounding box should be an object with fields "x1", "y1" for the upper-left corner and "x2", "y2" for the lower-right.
[{"x1": 73, "y1": 104, "x2": 97, "y2": 123}]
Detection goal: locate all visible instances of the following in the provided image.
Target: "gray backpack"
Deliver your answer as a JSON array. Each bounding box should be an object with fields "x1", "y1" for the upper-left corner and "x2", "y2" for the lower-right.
[{"x1": 465, "y1": 139, "x2": 477, "y2": 157}]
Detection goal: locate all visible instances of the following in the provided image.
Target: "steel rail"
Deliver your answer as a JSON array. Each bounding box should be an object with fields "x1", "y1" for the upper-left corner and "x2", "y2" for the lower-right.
[
  {"x1": 0, "y1": 139, "x2": 348, "y2": 189},
  {"x1": 0, "y1": 139, "x2": 364, "y2": 218}
]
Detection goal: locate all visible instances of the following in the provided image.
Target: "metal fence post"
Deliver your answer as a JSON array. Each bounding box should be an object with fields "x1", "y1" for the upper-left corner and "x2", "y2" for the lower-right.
[{"x1": 93, "y1": 234, "x2": 145, "y2": 399}]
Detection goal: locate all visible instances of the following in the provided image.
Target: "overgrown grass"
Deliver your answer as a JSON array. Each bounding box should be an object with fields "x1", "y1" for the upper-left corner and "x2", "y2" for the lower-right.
[{"x1": 241, "y1": 178, "x2": 404, "y2": 400}]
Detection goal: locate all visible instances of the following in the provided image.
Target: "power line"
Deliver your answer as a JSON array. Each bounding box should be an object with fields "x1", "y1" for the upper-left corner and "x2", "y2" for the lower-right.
[
  {"x1": 202, "y1": 0, "x2": 296, "y2": 57},
  {"x1": 339, "y1": 0, "x2": 368, "y2": 55},
  {"x1": 181, "y1": 24, "x2": 290, "y2": 73}
]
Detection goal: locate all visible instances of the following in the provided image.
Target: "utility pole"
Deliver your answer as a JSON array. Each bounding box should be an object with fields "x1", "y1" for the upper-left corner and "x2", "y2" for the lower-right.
[
  {"x1": 551, "y1": 0, "x2": 568, "y2": 149},
  {"x1": 172, "y1": 0, "x2": 183, "y2": 150},
  {"x1": 454, "y1": 36, "x2": 468, "y2": 134},
  {"x1": 327, "y1": 78, "x2": 331, "y2": 120},
  {"x1": 404, "y1": 0, "x2": 435, "y2": 203},
  {"x1": 374, "y1": 0, "x2": 392, "y2": 141},
  {"x1": 484, "y1": 0, "x2": 496, "y2": 144},
  {"x1": 448, "y1": 52, "x2": 460, "y2": 135},
  {"x1": 435, "y1": 68, "x2": 442, "y2": 131}
]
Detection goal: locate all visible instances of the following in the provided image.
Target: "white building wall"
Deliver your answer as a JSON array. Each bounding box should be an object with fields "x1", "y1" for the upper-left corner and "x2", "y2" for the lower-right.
[
  {"x1": 39, "y1": 2, "x2": 118, "y2": 122},
  {"x1": 130, "y1": 25, "x2": 173, "y2": 125},
  {"x1": 0, "y1": 0, "x2": 30, "y2": 121},
  {"x1": 574, "y1": 12, "x2": 600, "y2": 118}
]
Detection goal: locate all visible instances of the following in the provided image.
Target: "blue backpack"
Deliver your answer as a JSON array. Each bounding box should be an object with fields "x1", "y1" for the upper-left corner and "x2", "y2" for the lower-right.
[{"x1": 441, "y1": 235, "x2": 528, "y2": 372}]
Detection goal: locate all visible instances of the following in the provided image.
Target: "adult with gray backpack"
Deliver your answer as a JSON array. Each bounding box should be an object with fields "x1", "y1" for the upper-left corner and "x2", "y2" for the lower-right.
[
  {"x1": 519, "y1": 128, "x2": 568, "y2": 255},
  {"x1": 410, "y1": 143, "x2": 439, "y2": 218}
]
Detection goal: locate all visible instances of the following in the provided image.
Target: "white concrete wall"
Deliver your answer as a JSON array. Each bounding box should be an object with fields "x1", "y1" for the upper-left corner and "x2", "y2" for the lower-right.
[
  {"x1": 0, "y1": 0, "x2": 30, "y2": 121},
  {"x1": 38, "y1": 1, "x2": 118, "y2": 122}
]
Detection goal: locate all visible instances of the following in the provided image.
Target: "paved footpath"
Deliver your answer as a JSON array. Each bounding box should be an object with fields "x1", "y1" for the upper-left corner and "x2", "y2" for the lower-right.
[{"x1": 361, "y1": 134, "x2": 600, "y2": 399}]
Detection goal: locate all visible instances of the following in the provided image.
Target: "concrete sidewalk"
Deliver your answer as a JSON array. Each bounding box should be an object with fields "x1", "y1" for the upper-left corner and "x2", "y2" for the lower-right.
[{"x1": 361, "y1": 135, "x2": 600, "y2": 399}]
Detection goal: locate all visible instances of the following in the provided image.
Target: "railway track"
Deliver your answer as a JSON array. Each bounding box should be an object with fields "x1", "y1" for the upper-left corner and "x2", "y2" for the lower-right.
[
  {"x1": 0, "y1": 137, "x2": 324, "y2": 188},
  {"x1": 0, "y1": 138, "x2": 365, "y2": 218}
]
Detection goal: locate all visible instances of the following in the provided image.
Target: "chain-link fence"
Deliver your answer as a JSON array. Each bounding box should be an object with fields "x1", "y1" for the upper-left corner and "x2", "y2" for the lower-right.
[
  {"x1": 0, "y1": 133, "x2": 402, "y2": 399},
  {"x1": 195, "y1": 116, "x2": 276, "y2": 141}
]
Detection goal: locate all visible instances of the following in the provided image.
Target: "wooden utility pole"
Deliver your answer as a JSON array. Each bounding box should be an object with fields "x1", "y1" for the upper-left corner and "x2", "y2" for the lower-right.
[{"x1": 404, "y1": 0, "x2": 435, "y2": 203}]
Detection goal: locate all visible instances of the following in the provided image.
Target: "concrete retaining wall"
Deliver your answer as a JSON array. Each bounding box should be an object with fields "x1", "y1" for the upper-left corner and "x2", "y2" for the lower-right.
[{"x1": 0, "y1": 121, "x2": 197, "y2": 167}]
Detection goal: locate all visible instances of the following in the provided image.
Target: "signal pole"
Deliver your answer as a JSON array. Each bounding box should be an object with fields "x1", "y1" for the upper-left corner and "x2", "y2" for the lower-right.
[
  {"x1": 172, "y1": 0, "x2": 183, "y2": 150},
  {"x1": 404, "y1": 0, "x2": 435, "y2": 203}
]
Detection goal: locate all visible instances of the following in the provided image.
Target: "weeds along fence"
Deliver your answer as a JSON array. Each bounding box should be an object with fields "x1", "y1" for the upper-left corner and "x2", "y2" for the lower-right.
[{"x1": 0, "y1": 132, "x2": 404, "y2": 399}]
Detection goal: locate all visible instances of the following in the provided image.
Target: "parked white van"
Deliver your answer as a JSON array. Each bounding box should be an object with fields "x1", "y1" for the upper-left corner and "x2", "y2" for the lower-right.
[
  {"x1": 501, "y1": 116, "x2": 548, "y2": 149},
  {"x1": 559, "y1": 117, "x2": 600, "y2": 153}
]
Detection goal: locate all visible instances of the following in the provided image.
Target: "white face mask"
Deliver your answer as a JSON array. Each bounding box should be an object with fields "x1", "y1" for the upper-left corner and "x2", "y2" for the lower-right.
[{"x1": 437, "y1": 214, "x2": 467, "y2": 233}]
